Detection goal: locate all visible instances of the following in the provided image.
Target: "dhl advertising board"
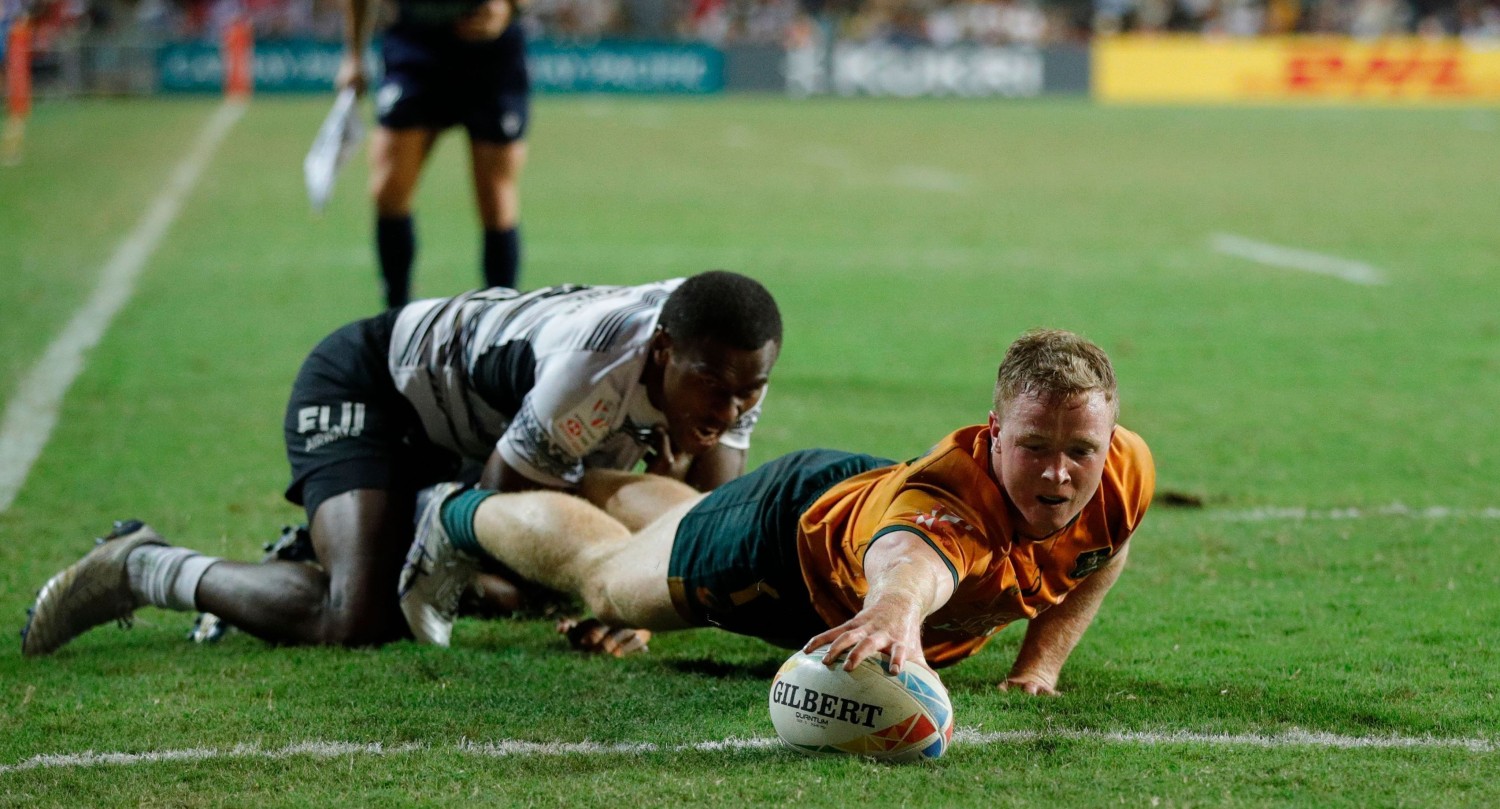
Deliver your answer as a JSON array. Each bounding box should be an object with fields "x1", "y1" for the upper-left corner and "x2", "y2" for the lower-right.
[{"x1": 1095, "y1": 36, "x2": 1500, "y2": 104}]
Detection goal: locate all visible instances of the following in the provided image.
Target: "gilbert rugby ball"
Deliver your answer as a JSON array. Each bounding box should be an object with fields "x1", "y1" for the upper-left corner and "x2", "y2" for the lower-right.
[{"x1": 769, "y1": 645, "x2": 954, "y2": 762}]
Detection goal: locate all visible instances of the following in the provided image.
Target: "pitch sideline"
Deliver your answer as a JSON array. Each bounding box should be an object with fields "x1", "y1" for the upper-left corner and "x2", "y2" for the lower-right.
[
  {"x1": 1210, "y1": 232, "x2": 1386, "y2": 286},
  {"x1": 1207, "y1": 504, "x2": 1500, "y2": 522},
  {"x1": 0, "y1": 99, "x2": 246, "y2": 513},
  {"x1": 2, "y1": 728, "x2": 1493, "y2": 774}
]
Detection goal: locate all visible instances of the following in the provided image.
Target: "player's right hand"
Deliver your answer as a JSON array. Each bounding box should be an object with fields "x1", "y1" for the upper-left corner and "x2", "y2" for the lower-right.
[
  {"x1": 336, "y1": 54, "x2": 367, "y2": 96},
  {"x1": 803, "y1": 599, "x2": 925, "y2": 676},
  {"x1": 642, "y1": 427, "x2": 694, "y2": 480}
]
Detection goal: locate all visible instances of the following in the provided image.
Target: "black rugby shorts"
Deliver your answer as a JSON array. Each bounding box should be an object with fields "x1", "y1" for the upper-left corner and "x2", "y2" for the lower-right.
[{"x1": 282, "y1": 310, "x2": 462, "y2": 519}]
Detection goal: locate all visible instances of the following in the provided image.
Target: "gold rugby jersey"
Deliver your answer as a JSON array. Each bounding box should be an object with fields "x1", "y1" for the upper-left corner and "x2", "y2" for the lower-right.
[{"x1": 796, "y1": 424, "x2": 1154, "y2": 668}]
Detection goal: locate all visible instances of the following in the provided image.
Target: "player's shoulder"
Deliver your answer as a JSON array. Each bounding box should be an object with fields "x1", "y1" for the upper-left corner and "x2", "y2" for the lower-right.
[
  {"x1": 536, "y1": 279, "x2": 682, "y2": 354},
  {"x1": 1108, "y1": 424, "x2": 1152, "y2": 468},
  {"x1": 894, "y1": 426, "x2": 997, "y2": 510},
  {"x1": 1104, "y1": 424, "x2": 1156, "y2": 515}
]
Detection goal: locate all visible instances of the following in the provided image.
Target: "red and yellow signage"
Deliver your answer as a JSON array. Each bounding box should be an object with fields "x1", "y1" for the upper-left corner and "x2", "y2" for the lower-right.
[{"x1": 1095, "y1": 35, "x2": 1500, "y2": 104}]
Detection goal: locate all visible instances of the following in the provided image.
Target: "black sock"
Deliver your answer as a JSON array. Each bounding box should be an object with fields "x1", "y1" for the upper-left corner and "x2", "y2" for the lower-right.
[
  {"x1": 482, "y1": 226, "x2": 520, "y2": 290},
  {"x1": 376, "y1": 214, "x2": 415, "y2": 309}
]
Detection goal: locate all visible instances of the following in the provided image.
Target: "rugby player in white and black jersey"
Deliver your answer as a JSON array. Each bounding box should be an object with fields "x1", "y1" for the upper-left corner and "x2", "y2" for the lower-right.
[{"x1": 21, "y1": 272, "x2": 782, "y2": 655}]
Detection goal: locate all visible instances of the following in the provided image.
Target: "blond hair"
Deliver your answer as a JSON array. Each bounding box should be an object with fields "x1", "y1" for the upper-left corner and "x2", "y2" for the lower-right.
[{"x1": 993, "y1": 329, "x2": 1118, "y2": 422}]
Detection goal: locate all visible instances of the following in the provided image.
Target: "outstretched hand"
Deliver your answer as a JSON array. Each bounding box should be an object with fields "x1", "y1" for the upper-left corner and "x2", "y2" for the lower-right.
[
  {"x1": 557, "y1": 617, "x2": 651, "y2": 658},
  {"x1": 802, "y1": 598, "x2": 925, "y2": 676},
  {"x1": 802, "y1": 528, "x2": 950, "y2": 676}
]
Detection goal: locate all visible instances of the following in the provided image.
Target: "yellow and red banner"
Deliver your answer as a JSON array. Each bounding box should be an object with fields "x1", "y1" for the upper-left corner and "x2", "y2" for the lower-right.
[{"x1": 1094, "y1": 35, "x2": 1500, "y2": 104}]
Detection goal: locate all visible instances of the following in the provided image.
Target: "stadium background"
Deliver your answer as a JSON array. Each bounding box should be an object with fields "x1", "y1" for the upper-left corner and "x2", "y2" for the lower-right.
[{"x1": 4, "y1": 0, "x2": 1500, "y2": 100}]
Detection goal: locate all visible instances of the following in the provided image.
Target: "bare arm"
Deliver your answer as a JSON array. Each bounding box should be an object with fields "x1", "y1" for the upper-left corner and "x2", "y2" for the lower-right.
[
  {"x1": 802, "y1": 529, "x2": 955, "y2": 675},
  {"x1": 479, "y1": 449, "x2": 559, "y2": 493},
  {"x1": 682, "y1": 443, "x2": 745, "y2": 491},
  {"x1": 1003, "y1": 544, "x2": 1130, "y2": 696},
  {"x1": 455, "y1": 0, "x2": 523, "y2": 40},
  {"x1": 337, "y1": 0, "x2": 373, "y2": 94},
  {"x1": 640, "y1": 428, "x2": 746, "y2": 492}
]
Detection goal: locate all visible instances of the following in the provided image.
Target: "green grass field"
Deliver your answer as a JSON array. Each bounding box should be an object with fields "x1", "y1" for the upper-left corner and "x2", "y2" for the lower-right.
[{"x1": 1, "y1": 95, "x2": 1497, "y2": 806}]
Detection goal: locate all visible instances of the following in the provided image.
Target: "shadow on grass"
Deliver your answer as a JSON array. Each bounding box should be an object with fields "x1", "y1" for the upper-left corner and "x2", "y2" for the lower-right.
[{"x1": 667, "y1": 657, "x2": 782, "y2": 681}]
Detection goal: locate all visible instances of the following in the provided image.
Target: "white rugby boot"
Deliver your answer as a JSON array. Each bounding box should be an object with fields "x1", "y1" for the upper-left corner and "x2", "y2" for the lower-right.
[{"x1": 399, "y1": 482, "x2": 478, "y2": 647}]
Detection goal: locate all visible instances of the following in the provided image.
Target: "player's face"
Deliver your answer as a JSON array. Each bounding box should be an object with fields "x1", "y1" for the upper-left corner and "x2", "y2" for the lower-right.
[
  {"x1": 655, "y1": 336, "x2": 779, "y2": 456},
  {"x1": 989, "y1": 390, "x2": 1115, "y2": 540}
]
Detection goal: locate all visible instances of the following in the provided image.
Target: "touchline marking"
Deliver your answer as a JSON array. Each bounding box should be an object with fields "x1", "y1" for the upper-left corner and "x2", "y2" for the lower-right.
[
  {"x1": 1210, "y1": 233, "x2": 1386, "y2": 286},
  {"x1": 0, "y1": 100, "x2": 246, "y2": 513},
  {"x1": 962, "y1": 728, "x2": 1496, "y2": 753},
  {"x1": 1208, "y1": 504, "x2": 1500, "y2": 522},
  {"x1": 2, "y1": 729, "x2": 1491, "y2": 774},
  {"x1": 889, "y1": 165, "x2": 970, "y2": 194}
]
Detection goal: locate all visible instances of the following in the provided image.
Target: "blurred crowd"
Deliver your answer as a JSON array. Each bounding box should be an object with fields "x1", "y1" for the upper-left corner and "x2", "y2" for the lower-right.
[{"x1": 3, "y1": 0, "x2": 1498, "y2": 46}]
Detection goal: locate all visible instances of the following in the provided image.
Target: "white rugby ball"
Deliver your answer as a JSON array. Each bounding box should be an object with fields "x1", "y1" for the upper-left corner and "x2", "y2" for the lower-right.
[{"x1": 769, "y1": 644, "x2": 954, "y2": 762}]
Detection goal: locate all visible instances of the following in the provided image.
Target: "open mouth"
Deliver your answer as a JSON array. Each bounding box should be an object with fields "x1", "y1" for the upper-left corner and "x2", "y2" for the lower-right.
[{"x1": 1036, "y1": 495, "x2": 1068, "y2": 507}]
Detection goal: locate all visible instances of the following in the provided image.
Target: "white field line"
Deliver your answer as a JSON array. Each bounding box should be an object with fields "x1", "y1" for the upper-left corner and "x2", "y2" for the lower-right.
[
  {"x1": 798, "y1": 143, "x2": 968, "y2": 194},
  {"x1": 529, "y1": 241, "x2": 1017, "y2": 271},
  {"x1": 1210, "y1": 233, "x2": 1386, "y2": 286},
  {"x1": 2, "y1": 728, "x2": 1492, "y2": 774},
  {"x1": 0, "y1": 100, "x2": 246, "y2": 513},
  {"x1": 723, "y1": 124, "x2": 757, "y2": 149},
  {"x1": 889, "y1": 164, "x2": 970, "y2": 193},
  {"x1": 1207, "y1": 504, "x2": 1500, "y2": 523}
]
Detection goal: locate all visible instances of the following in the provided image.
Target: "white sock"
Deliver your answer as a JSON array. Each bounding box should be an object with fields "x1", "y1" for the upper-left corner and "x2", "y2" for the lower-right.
[{"x1": 126, "y1": 545, "x2": 221, "y2": 611}]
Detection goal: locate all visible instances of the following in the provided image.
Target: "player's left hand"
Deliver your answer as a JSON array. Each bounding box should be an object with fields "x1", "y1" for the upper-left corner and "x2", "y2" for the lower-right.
[
  {"x1": 998, "y1": 676, "x2": 1059, "y2": 696},
  {"x1": 557, "y1": 617, "x2": 651, "y2": 657},
  {"x1": 455, "y1": 0, "x2": 514, "y2": 40}
]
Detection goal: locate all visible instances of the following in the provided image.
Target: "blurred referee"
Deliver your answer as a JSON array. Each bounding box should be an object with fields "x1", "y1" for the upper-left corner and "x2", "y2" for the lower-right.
[{"x1": 338, "y1": 0, "x2": 530, "y2": 308}]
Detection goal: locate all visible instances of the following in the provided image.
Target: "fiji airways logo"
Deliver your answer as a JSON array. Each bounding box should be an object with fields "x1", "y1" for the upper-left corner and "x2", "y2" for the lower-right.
[{"x1": 299, "y1": 402, "x2": 366, "y2": 451}]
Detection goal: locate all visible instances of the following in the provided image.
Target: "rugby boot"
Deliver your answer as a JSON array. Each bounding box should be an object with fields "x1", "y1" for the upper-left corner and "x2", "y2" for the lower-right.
[
  {"x1": 399, "y1": 482, "x2": 476, "y2": 647},
  {"x1": 21, "y1": 520, "x2": 167, "y2": 657}
]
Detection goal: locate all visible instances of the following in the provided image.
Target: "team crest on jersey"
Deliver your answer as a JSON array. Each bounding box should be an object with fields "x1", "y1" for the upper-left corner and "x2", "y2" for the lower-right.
[{"x1": 1070, "y1": 548, "x2": 1112, "y2": 579}]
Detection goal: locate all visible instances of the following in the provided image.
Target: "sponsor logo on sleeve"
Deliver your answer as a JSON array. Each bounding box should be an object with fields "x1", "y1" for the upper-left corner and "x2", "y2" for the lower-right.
[{"x1": 555, "y1": 397, "x2": 614, "y2": 456}]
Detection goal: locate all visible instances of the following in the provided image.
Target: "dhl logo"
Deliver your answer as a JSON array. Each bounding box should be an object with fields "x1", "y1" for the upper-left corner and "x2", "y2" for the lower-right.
[{"x1": 1284, "y1": 49, "x2": 1469, "y2": 96}]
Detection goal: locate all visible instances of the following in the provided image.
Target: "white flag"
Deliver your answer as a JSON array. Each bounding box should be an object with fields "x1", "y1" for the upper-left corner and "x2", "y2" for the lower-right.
[{"x1": 303, "y1": 88, "x2": 365, "y2": 213}]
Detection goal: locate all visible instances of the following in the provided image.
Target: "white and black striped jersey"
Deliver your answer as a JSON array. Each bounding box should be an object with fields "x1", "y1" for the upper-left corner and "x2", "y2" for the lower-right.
[{"x1": 387, "y1": 281, "x2": 761, "y2": 487}]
